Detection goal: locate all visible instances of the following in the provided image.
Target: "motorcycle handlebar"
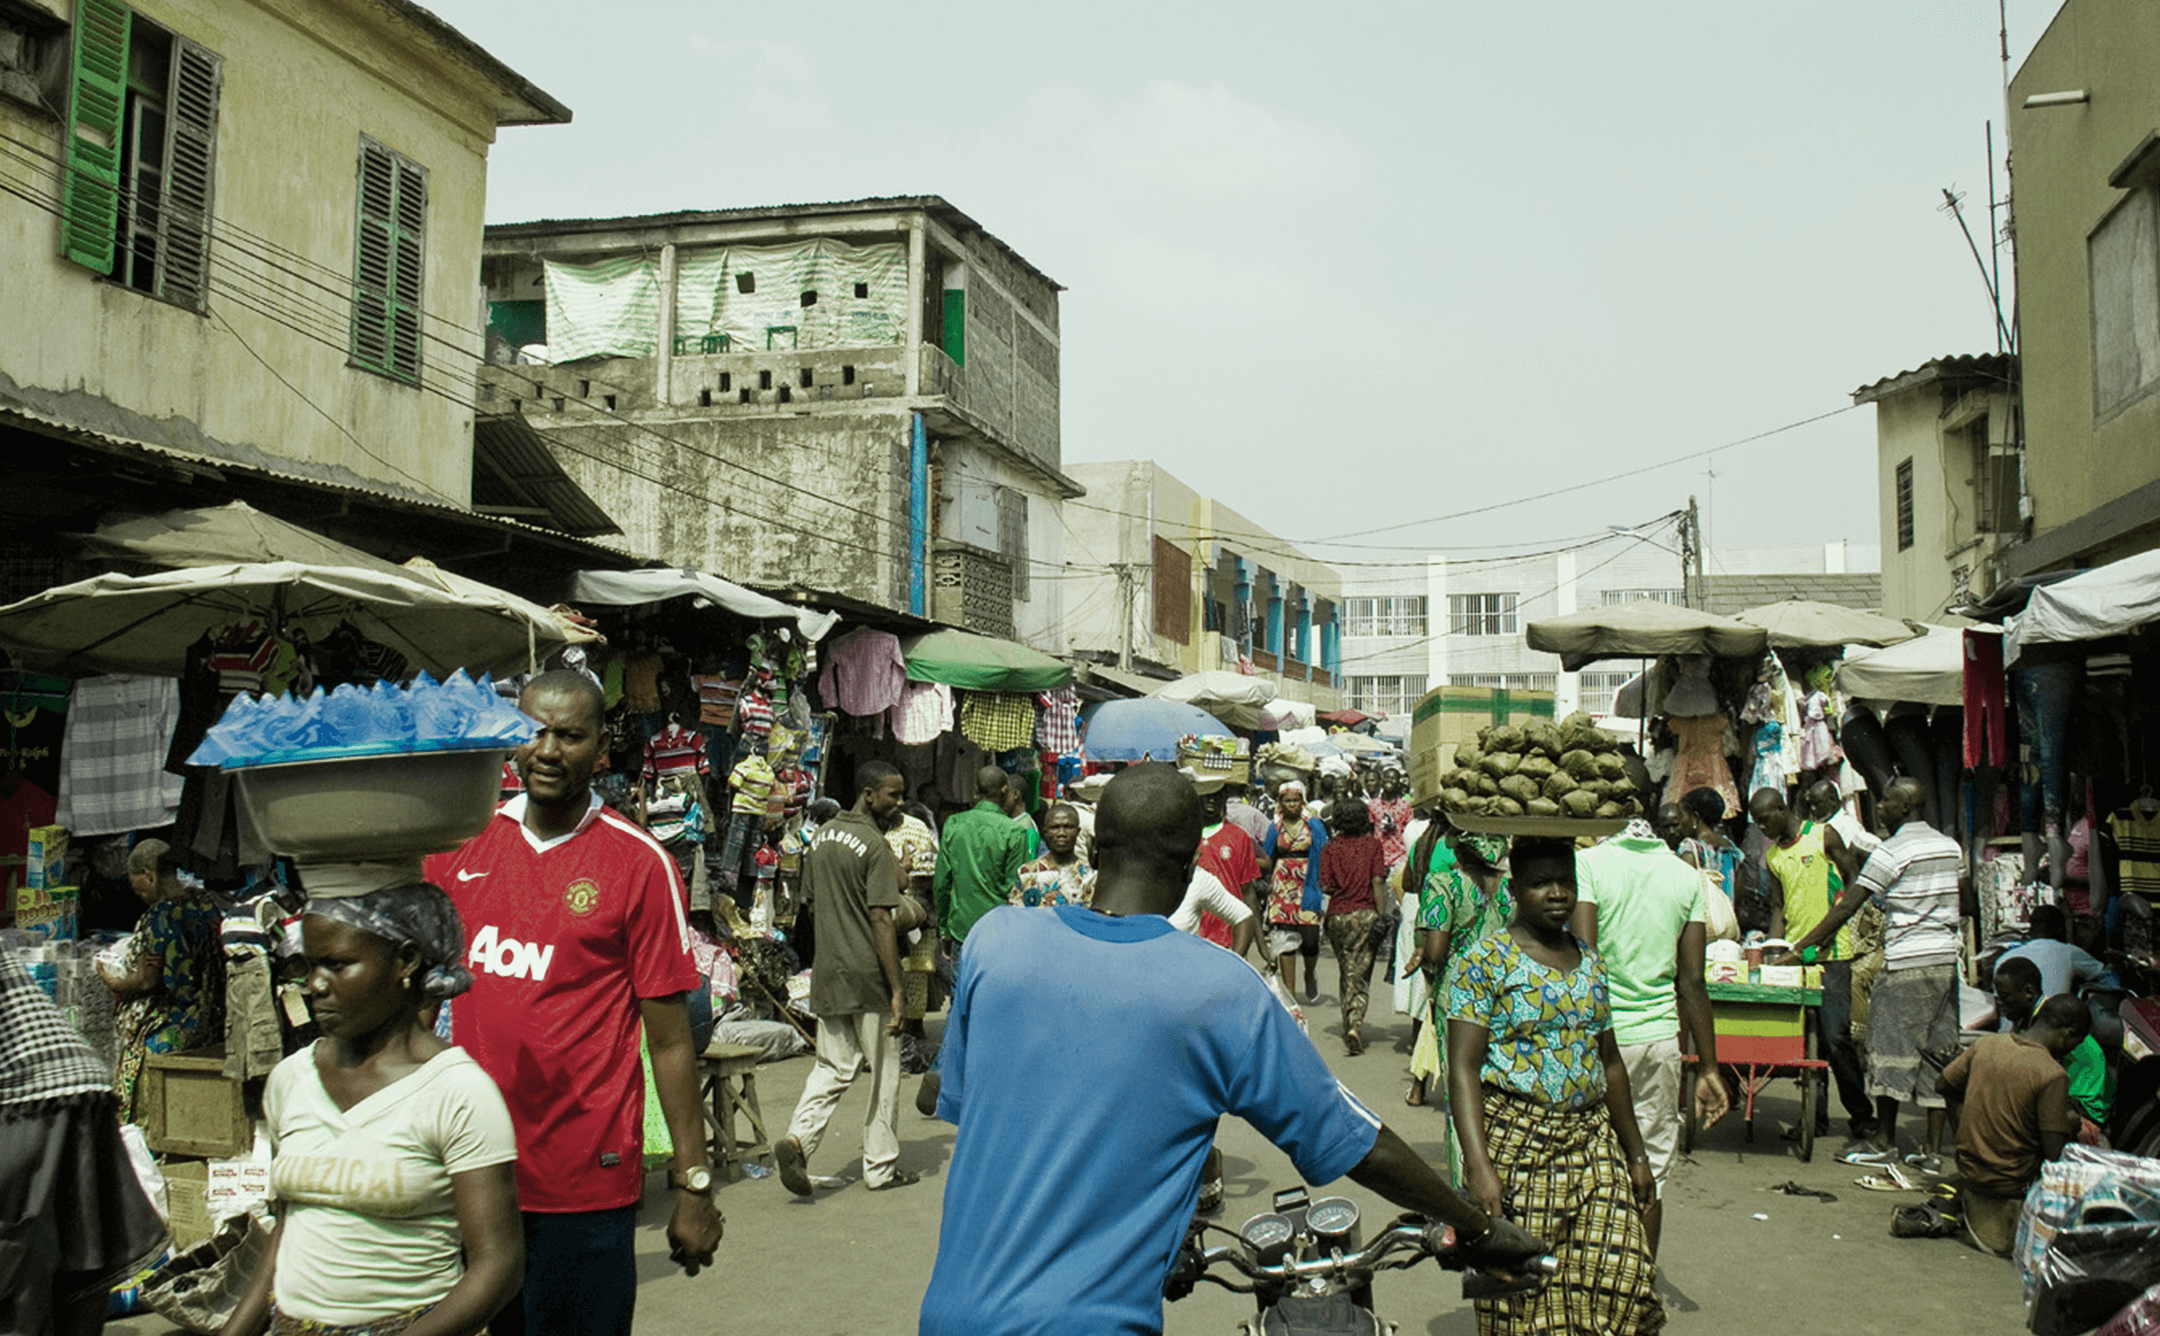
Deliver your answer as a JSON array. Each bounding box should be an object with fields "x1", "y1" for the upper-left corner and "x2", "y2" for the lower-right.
[{"x1": 1183, "y1": 1218, "x2": 1558, "y2": 1292}]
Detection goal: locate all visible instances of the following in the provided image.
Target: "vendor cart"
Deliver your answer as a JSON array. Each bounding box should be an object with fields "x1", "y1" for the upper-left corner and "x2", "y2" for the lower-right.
[{"x1": 1681, "y1": 980, "x2": 1828, "y2": 1160}]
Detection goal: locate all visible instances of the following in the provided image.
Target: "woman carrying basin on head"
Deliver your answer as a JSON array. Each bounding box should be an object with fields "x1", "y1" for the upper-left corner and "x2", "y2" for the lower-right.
[{"x1": 224, "y1": 881, "x2": 522, "y2": 1336}]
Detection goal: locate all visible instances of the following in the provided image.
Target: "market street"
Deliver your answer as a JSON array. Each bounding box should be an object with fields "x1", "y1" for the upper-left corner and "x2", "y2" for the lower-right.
[{"x1": 109, "y1": 995, "x2": 2030, "y2": 1336}]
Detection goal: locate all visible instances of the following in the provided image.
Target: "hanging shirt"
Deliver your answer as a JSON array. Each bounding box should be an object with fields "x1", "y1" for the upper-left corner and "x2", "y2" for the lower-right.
[
  {"x1": 642, "y1": 723, "x2": 708, "y2": 781},
  {"x1": 1034, "y1": 686, "x2": 1082, "y2": 756},
  {"x1": 890, "y1": 683, "x2": 954, "y2": 746},
  {"x1": 54, "y1": 674, "x2": 183, "y2": 837},
  {"x1": 729, "y1": 755, "x2": 777, "y2": 816},
  {"x1": 959, "y1": 692, "x2": 1037, "y2": 753},
  {"x1": 2108, "y1": 807, "x2": 2160, "y2": 907},
  {"x1": 816, "y1": 629, "x2": 907, "y2": 718}
]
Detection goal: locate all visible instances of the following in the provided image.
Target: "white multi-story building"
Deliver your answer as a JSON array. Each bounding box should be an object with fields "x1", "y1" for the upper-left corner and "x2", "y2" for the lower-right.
[{"x1": 1338, "y1": 538, "x2": 1881, "y2": 720}]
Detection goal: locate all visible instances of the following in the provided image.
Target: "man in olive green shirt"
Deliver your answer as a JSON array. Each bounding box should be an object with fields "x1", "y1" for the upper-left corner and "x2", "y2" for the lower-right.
[{"x1": 933, "y1": 767, "x2": 1033, "y2": 944}]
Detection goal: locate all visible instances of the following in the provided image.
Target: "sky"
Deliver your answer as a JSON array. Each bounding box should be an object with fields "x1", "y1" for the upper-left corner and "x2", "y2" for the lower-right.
[{"x1": 429, "y1": 0, "x2": 2066, "y2": 583}]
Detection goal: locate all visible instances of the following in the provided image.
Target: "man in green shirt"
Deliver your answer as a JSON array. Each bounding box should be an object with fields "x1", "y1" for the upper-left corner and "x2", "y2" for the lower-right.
[
  {"x1": 1988, "y1": 956, "x2": 2110, "y2": 1138},
  {"x1": 933, "y1": 767, "x2": 1033, "y2": 946},
  {"x1": 1571, "y1": 819, "x2": 1729, "y2": 1255}
]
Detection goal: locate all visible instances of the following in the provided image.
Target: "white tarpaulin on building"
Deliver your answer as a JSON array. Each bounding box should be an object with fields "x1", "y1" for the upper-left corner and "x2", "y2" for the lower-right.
[
  {"x1": 569, "y1": 568, "x2": 838, "y2": 642},
  {"x1": 2006, "y1": 548, "x2": 2160, "y2": 663},
  {"x1": 543, "y1": 255, "x2": 663, "y2": 361}
]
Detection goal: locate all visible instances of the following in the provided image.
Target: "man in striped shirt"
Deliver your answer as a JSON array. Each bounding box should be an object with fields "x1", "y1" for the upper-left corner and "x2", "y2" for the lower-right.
[{"x1": 1782, "y1": 778, "x2": 1963, "y2": 1166}]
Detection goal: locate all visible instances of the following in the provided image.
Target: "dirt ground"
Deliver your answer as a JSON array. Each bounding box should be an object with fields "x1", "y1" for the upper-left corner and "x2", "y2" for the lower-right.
[{"x1": 111, "y1": 988, "x2": 2033, "y2": 1335}]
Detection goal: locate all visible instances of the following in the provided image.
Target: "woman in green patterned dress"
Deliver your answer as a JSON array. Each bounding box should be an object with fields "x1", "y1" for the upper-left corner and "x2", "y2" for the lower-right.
[
  {"x1": 1405, "y1": 831, "x2": 1512, "y2": 1175},
  {"x1": 99, "y1": 839, "x2": 224, "y2": 1123}
]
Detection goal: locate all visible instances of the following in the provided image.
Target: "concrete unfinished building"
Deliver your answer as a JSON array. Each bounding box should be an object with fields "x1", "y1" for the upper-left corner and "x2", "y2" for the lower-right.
[{"x1": 477, "y1": 196, "x2": 1080, "y2": 644}]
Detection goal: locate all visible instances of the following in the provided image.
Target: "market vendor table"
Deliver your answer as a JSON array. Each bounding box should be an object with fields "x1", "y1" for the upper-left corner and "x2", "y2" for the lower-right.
[
  {"x1": 1682, "y1": 980, "x2": 1828, "y2": 1161},
  {"x1": 699, "y1": 1040, "x2": 773, "y2": 1182}
]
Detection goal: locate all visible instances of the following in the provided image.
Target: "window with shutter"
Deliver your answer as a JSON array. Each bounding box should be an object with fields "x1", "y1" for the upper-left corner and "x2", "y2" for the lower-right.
[
  {"x1": 58, "y1": 0, "x2": 128, "y2": 273},
  {"x1": 351, "y1": 136, "x2": 426, "y2": 383},
  {"x1": 63, "y1": 8, "x2": 221, "y2": 310}
]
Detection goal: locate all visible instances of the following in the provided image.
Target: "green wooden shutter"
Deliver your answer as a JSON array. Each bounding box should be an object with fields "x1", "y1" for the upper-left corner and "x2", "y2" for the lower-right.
[
  {"x1": 941, "y1": 288, "x2": 965, "y2": 366},
  {"x1": 352, "y1": 138, "x2": 425, "y2": 382},
  {"x1": 157, "y1": 36, "x2": 219, "y2": 310},
  {"x1": 59, "y1": 0, "x2": 130, "y2": 272},
  {"x1": 389, "y1": 155, "x2": 425, "y2": 380}
]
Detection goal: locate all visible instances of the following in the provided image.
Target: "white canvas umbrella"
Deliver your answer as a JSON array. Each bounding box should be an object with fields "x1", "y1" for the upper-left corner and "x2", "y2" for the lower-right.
[
  {"x1": 1734, "y1": 598, "x2": 1917, "y2": 649},
  {"x1": 1152, "y1": 670, "x2": 1277, "y2": 730},
  {"x1": 0, "y1": 562, "x2": 569, "y2": 680}
]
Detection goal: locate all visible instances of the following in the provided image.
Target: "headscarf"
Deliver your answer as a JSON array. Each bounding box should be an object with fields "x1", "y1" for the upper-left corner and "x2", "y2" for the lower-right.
[
  {"x1": 304, "y1": 883, "x2": 473, "y2": 1001},
  {"x1": 1451, "y1": 832, "x2": 1509, "y2": 867},
  {"x1": 1277, "y1": 780, "x2": 1307, "y2": 798},
  {"x1": 0, "y1": 952, "x2": 114, "y2": 1118}
]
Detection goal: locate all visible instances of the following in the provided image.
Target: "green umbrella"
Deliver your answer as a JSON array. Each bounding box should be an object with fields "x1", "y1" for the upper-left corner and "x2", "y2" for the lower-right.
[{"x1": 899, "y1": 628, "x2": 1072, "y2": 693}]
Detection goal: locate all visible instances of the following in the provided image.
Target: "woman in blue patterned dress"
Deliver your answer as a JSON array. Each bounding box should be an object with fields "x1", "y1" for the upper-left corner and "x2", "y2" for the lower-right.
[
  {"x1": 1445, "y1": 837, "x2": 1662, "y2": 1335},
  {"x1": 100, "y1": 839, "x2": 224, "y2": 1123}
]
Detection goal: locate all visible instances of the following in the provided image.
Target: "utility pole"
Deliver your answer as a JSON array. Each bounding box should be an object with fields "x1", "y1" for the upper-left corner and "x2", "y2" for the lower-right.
[
  {"x1": 1109, "y1": 563, "x2": 1141, "y2": 669},
  {"x1": 1679, "y1": 497, "x2": 1704, "y2": 608}
]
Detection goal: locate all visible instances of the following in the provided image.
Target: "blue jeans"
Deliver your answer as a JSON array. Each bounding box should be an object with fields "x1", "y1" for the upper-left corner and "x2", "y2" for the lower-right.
[
  {"x1": 1816, "y1": 960, "x2": 1874, "y2": 1136},
  {"x1": 492, "y1": 1205, "x2": 638, "y2": 1336},
  {"x1": 2015, "y1": 660, "x2": 2082, "y2": 833}
]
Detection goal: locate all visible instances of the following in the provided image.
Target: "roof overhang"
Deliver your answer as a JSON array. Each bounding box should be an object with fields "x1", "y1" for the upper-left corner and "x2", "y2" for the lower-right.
[
  {"x1": 473, "y1": 412, "x2": 621, "y2": 537},
  {"x1": 1851, "y1": 353, "x2": 2017, "y2": 406}
]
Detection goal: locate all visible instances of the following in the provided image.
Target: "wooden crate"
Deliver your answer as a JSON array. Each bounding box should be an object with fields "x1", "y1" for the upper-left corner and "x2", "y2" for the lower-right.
[
  {"x1": 144, "y1": 1049, "x2": 252, "y2": 1158},
  {"x1": 162, "y1": 1158, "x2": 211, "y2": 1250}
]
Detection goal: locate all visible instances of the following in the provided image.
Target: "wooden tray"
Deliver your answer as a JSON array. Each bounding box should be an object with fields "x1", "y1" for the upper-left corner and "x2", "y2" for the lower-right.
[{"x1": 1439, "y1": 812, "x2": 1628, "y2": 838}]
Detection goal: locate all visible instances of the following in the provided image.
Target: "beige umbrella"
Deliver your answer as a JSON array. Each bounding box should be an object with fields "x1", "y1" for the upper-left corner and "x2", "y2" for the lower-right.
[
  {"x1": 1734, "y1": 598, "x2": 1917, "y2": 649},
  {"x1": 72, "y1": 500, "x2": 408, "y2": 574},
  {"x1": 1525, "y1": 599, "x2": 1768, "y2": 670},
  {"x1": 0, "y1": 561, "x2": 569, "y2": 680},
  {"x1": 1151, "y1": 670, "x2": 1277, "y2": 730}
]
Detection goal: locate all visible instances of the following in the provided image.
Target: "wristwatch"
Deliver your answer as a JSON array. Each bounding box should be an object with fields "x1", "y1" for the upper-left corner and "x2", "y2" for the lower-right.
[{"x1": 671, "y1": 1165, "x2": 714, "y2": 1195}]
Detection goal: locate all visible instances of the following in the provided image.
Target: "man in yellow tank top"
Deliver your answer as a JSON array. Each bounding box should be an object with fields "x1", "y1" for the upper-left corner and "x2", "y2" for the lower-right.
[{"x1": 1751, "y1": 788, "x2": 1877, "y2": 1143}]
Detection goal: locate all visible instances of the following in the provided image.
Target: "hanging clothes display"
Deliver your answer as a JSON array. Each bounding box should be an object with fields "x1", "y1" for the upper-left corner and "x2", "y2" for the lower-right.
[
  {"x1": 54, "y1": 674, "x2": 183, "y2": 837},
  {"x1": 816, "y1": 628, "x2": 907, "y2": 718},
  {"x1": 890, "y1": 682, "x2": 954, "y2": 746},
  {"x1": 1666, "y1": 713, "x2": 1740, "y2": 818},
  {"x1": 1034, "y1": 686, "x2": 1081, "y2": 756},
  {"x1": 644, "y1": 720, "x2": 710, "y2": 781},
  {"x1": 958, "y1": 692, "x2": 1037, "y2": 753}
]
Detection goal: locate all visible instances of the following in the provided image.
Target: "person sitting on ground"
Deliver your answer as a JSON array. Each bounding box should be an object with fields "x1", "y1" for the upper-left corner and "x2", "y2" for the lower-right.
[
  {"x1": 225, "y1": 882, "x2": 523, "y2": 1336},
  {"x1": 1317, "y1": 798, "x2": 1388, "y2": 1056},
  {"x1": 1983, "y1": 956, "x2": 2111, "y2": 1139},
  {"x1": 1009, "y1": 803, "x2": 1093, "y2": 908},
  {"x1": 1448, "y1": 837, "x2": 1663, "y2": 1334},
  {"x1": 920, "y1": 763, "x2": 1547, "y2": 1335},
  {"x1": 1999, "y1": 904, "x2": 2114, "y2": 999},
  {"x1": 100, "y1": 837, "x2": 225, "y2": 1124},
  {"x1": 1937, "y1": 992, "x2": 2090, "y2": 1257}
]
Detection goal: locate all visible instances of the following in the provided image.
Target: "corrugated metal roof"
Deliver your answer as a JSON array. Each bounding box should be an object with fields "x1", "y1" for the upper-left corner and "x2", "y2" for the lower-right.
[
  {"x1": 1850, "y1": 353, "x2": 2016, "y2": 405},
  {"x1": 371, "y1": 0, "x2": 572, "y2": 125},
  {"x1": 473, "y1": 414, "x2": 621, "y2": 538},
  {"x1": 484, "y1": 195, "x2": 1063, "y2": 291}
]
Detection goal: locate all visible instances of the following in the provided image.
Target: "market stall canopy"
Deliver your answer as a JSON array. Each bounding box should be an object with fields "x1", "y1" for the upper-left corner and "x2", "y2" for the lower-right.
[
  {"x1": 1372, "y1": 715, "x2": 1409, "y2": 744},
  {"x1": 1525, "y1": 600, "x2": 1768, "y2": 670},
  {"x1": 899, "y1": 628, "x2": 1072, "y2": 693},
  {"x1": 74, "y1": 501, "x2": 408, "y2": 574},
  {"x1": 2006, "y1": 549, "x2": 2160, "y2": 662},
  {"x1": 0, "y1": 562, "x2": 570, "y2": 680},
  {"x1": 1317, "y1": 708, "x2": 1371, "y2": 728},
  {"x1": 1733, "y1": 598, "x2": 1917, "y2": 649},
  {"x1": 1262, "y1": 697, "x2": 1317, "y2": 732},
  {"x1": 1836, "y1": 625, "x2": 1994, "y2": 708},
  {"x1": 1082, "y1": 697, "x2": 1233, "y2": 763},
  {"x1": 1330, "y1": 732, "x2": 1399, "y2": 757},
  {"x1": 1152, "y1": 670, "x2": 1277, "y2": 730},
  {"x1": 571, "y1": 567, "x2": 837, "y2": 642}
]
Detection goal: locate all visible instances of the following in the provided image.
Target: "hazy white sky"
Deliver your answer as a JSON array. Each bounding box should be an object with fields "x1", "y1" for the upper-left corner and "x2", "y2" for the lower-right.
[{"x1": 431, "y1": 0, "x2": 2064, "y2": 576}]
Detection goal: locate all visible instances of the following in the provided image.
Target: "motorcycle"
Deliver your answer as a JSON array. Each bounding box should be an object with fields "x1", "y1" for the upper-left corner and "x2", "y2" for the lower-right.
[{"x1": 1163, "y1": 1184, "x2": 1557, "y2": 1336}]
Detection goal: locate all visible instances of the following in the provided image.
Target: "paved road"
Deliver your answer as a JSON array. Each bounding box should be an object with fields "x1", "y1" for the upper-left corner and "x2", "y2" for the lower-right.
[{"x1": 114, "y1": 986, "x2": 2031, "y2": 1335}]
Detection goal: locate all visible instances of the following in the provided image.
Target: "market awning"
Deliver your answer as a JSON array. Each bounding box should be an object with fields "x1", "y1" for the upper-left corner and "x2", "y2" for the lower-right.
[
  {"x1": 1526, "y1": 600, "x2": 1768, "y2": 670},
  {"x1": 1078, "y1": 662, "x2": 1179, "y2": 698},
  {"x1": 473, "y1": 414, "x2": 622, "y2": 538},
  {"x1": 0, "y1": 561, "x2": 569, "y2": 680},
  {"x1": 73, "y1": 500, "x2": 408, "y2": 573},
  {"x1": 1733, "y1": 599, "x2": 1917, "y2": 649},
  {"x1": 1837, "y1": 625, "x2": 1994, "y2": 707},
  {"x1": 901, "y1": 628, "x2": 1072, "y2": 693},
  {"x1": 1151, "y1": 670, "x2": 1276, "y2": 730},
  {"x1": 571, "y1": 568, "x2": 838, "y2": 642},
  {"x1": 1317, "y1": 708, "x2": 1370, "y2": 727},
  {"x1": 2006, "y1": 548, "x2": 2160, "y2": 663}
]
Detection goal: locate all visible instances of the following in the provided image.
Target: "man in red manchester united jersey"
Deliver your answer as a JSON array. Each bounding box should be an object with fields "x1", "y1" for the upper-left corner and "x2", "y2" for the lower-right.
[{"x1": 426, "y1": 670, "x2": 722, "y2": 1336}]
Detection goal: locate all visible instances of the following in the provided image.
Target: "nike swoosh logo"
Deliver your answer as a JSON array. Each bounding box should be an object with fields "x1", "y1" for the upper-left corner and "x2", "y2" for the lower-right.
[{"x1": 456, "y1": 870, "x2": 489, "y2": 882}]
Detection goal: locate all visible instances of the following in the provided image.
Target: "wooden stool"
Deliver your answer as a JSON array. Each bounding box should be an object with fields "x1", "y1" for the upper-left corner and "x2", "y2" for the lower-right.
[{"x1": 700, "y1": 1041, "x2": 772, "y2": 1182}]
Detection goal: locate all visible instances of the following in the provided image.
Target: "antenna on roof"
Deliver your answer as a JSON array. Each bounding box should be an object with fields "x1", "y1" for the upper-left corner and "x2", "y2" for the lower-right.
[{"x1": 1939, "y1": 184, "x2": 2012, "y2": 353}]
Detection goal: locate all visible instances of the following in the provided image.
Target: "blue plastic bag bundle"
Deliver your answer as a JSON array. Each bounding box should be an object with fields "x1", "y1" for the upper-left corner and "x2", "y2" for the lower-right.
[{"x1": 187, "y1": 671, "x2": 536, "y2": 769}]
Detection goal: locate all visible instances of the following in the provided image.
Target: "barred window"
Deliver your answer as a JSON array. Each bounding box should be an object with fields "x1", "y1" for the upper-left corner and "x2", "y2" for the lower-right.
[{"x1": 1448, "y1": 592, "x2": 1518, "y2": 636}]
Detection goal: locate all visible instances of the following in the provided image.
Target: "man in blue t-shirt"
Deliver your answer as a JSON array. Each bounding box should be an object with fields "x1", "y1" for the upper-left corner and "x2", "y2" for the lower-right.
[{"x1": 919, "y1": 764, "x2": 1546, "y2": 1336}]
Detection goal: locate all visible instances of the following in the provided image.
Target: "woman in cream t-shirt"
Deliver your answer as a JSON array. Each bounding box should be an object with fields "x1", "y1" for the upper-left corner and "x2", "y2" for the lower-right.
[{"x1": 224, "y1": 882, "x2": 520, "y2": 1336}]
